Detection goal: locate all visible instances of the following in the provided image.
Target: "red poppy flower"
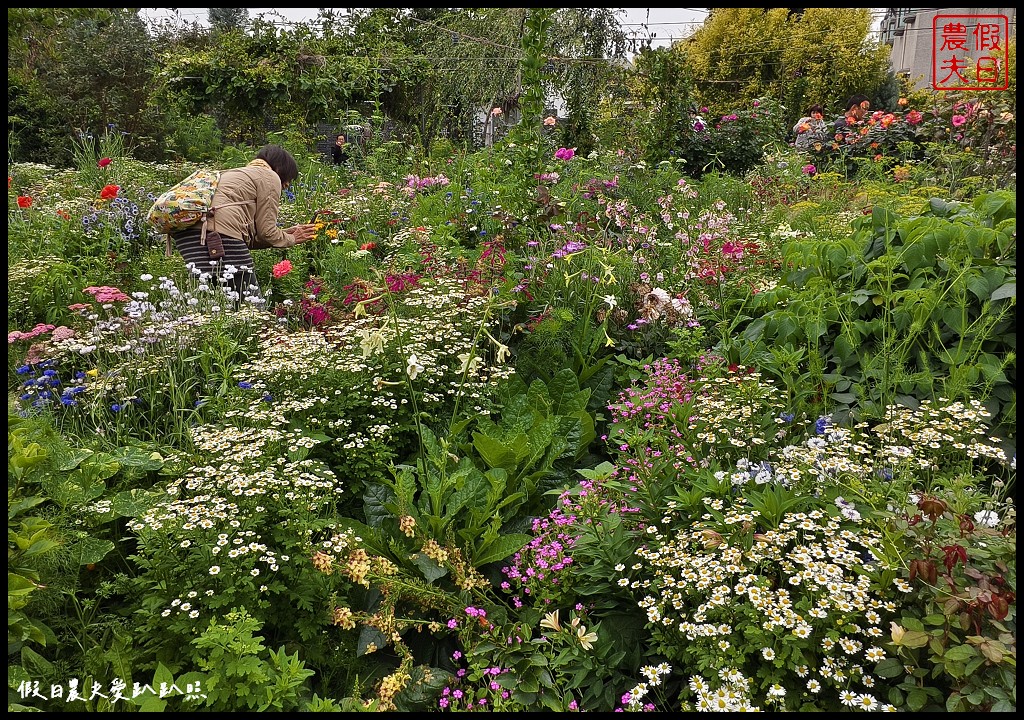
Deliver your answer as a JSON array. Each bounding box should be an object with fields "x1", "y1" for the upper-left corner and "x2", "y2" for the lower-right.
[
  {"x1": 360, "y1": 242, "x2": 377, "y2": 251},
  {"x1": 100, "y1": 184, "x2": 120, "y2": 200},
  {"x1": 17, "y1": 195, "x2": 32, "y2": 209},
  {"x1": 98, "y1": 157, "x2": 112, "y2": 168}
]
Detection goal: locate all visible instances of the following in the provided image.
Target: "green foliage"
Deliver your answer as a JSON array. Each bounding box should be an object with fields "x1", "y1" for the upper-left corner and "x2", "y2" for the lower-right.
[
  {"x1": 881, "y1": 497, "x2": 1016, "y2": 712},
  {"x1": 735, "y1": 191, "x2": 1016, "y2": 450},
  {"x1": 192, "y1": 607, "x2": 316, "y2": 711}
]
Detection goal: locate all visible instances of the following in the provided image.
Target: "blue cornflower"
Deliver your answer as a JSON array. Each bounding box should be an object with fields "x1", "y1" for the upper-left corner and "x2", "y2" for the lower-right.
[
  {"x1": 238, "y1": 381, "x2": 253, "y2": 389},
  {"x1": 111, "y1": 403, "x2": 123, "y2": 412},
  {"x1": 16, "y1": 365, "x2": 32, "y2": 375},
  {"x1": 780, "y1": 412, "x2": 795, "y2": 423},
  {"x1": 814, "y1": 416, "x2": 831, "y2": 434},
  {"x1": 262, "y1": 394, "x2": 273, "y2": 403},
  {"x1": 61, "y1": 396, "x2": 76, "y2": 407}
]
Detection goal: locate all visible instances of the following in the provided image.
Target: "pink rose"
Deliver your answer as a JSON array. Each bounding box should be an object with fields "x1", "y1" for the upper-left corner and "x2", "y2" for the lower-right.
[{"x1": 272, "y1": 259, "x2": 293, "y2": 279}]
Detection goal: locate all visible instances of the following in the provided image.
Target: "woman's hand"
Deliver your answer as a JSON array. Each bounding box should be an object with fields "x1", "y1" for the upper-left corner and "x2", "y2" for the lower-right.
[{"x1": 285, "y1": 224, "x2": 318, "y2": 244}]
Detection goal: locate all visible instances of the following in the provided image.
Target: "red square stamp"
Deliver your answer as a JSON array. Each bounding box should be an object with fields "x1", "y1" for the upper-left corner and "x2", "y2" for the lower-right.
[{"x1": 933, "y1": 14, "x2": 1009, "y2": 90}]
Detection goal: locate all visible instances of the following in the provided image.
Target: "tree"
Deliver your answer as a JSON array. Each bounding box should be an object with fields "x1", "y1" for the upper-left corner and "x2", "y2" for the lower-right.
[
  {"x1": 8, "y1": 8, "x2": 165, "y2": 164},
  {"x1": 681, "y1": 8, "x2": 892, "y2": 123},
  {"x1": 208, "y1": 8, "x2": 249, "y2": 32}
]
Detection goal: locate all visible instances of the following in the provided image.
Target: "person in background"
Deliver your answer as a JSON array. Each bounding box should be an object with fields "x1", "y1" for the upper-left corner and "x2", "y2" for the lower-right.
[
  {"x1": 793, "y1": 103, "x2": 827, "y2": 150},
  {"x1": 834, "y1": 94, "x2": 871, "y2": 131},
  {"x1": 171, "y1": 144, "x2": 317, "y2": 302},
  {"x1": 331, "y1": 133, "x2": 350, "y2": 165}
]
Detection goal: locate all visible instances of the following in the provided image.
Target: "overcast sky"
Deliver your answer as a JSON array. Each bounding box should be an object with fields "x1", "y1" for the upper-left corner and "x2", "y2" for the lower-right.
[
  {"x1": 140, "y1": 8, "x2": 885, "y2": 54},
  {"x1": 140, "y1": 7, "x2": 711, "y2": 51}
]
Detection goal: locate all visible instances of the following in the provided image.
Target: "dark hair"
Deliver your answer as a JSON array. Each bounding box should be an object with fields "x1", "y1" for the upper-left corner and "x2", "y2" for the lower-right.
[
  {"x1": 844, "y1": 94, "x2": 870, "y2": 111},
  {"x1": 807, "y1": 103, "x2": 823, "y2": 115},
  {"x1": 255, "y1": 144, "x2": 299, "y2": 186}
]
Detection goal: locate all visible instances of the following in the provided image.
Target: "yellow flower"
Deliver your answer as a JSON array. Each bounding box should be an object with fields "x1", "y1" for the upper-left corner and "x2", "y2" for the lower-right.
[
  {"x1": 540, "y1": 610, "x2": 561, "y2": 632},
  {"x1": 576, "y1": 624, "x2": 598, "y2": 650}
]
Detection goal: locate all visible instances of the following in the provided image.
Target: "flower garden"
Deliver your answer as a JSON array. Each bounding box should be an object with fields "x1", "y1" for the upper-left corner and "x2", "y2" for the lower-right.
[{"x1": 7, "y1": 9, "x2": 1017, "y2": 714}]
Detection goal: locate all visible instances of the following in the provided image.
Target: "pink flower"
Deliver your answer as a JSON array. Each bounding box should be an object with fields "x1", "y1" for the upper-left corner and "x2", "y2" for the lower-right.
[
  {"x1": 951, "y1": 114, "x2": 967, "y2": 127},
  {"x1": 272, "y1": 259, "x2": 293, "y2": 279},
  {"x1": 554, "y1": 147, "x2": 576, "y2": 161},
  {"x1": 98, "y1": 157, "x2": 112, "y2": 168},
  {"x1": 543, "y1": 116, "x2": 556, "y2": 126},
  {"x1": 83, "y1": 286, "x2": 129, "y2": 302},
  {"x1": 906, "y1": 110, "x2": 923, "y2": 125},
  {"x1": 802, "y1": 164, "x2": 816, "y2": 176}
]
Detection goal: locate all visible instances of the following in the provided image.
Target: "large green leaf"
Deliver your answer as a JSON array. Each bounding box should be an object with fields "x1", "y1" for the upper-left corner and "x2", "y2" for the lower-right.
[
  {"x1": 473, "y1": 533, "x2": 531, "y2": 566},
  {"x1": 75, "y1": 536, "x2": 116, "y2": 565}
]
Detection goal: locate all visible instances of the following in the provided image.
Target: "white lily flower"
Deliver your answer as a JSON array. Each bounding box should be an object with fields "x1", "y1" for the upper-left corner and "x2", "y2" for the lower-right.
[
  {"x1": 603, "y1": 294, "x2": 617, "y2": 309},
  {"x1": 458, "y1": 352, "x2": 482, "y2": 374},
  {"x1": 357, "y1": 328, "x2": 385, "y2": 359},
  {"x1": 495, "y1": 343, "x2": 510, "y2": 364},
  {"x1": 406, "y1": 353, "x2": 424, "y2": 380}
]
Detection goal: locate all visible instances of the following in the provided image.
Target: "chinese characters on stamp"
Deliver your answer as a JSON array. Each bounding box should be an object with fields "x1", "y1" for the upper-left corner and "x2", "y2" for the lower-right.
[{"x1": 933, "y1": 14, "x2": 1010, "y2": 91}]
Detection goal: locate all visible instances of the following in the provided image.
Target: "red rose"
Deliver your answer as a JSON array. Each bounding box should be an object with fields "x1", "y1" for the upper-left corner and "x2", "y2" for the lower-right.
[
  {"x1": 100, "y1": 184, "x2": 119, "y2": 200},
  {"x1": 98, "y1": 157, "x2": 112, "y2": 168},
  {"x1": 17, "y1": 195, "x2": 32, "y2": 209}
]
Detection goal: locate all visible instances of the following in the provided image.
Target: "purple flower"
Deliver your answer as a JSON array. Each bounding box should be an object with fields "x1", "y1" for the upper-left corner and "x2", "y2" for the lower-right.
[
  {"x1": 802, "y1": 164, "x2": 816, "y2": 176},
  {"x1": 692, "y1": 117, "x2": 706, "y2": 133},
  {"x1": 554, "y1": 147, "x2": 576, "y2": 161}
]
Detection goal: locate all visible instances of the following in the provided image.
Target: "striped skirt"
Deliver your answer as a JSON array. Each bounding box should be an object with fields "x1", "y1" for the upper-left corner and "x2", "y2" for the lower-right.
[{"x1": 172, "y1": 228, "x2": 261, "y2": 299}]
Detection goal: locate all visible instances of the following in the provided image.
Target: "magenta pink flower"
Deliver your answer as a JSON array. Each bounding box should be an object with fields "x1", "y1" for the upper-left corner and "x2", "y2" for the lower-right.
[
  {"x1": 802, "y1": 163, "x2": 816, "y2": 176},
  {"x1": 554, "y1": 147, "x2": 576, "y2": 161},
  {"x1": 951, "y1": 114, "x2": 967, "y2": 128}
]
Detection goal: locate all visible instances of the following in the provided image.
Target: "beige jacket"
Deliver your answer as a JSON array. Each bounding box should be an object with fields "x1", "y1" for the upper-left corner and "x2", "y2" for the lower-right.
[{"x1": 208, "y1": 159, "x2": 297, "y2": 249}]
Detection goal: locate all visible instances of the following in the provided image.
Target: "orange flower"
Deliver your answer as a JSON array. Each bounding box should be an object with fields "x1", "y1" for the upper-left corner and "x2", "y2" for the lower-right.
[
  {"x1": 100, "y1": 184, "x2": 119, "y2": 200},
  {"x1": 360, "y1": 242, "x2": 377, "y2": 251},
  {"x1": 873, "y1": 154, "x2": 883, "y2": 162},
  {"x1": 17, "y1": 195, "x2": 32, "y2": 209},
  {"x1": 897, "y1": 97, "x2": 909, "y2": 106},
  {"x1": 56, "y1": 209, "x2": 71, "y2": 221}
]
